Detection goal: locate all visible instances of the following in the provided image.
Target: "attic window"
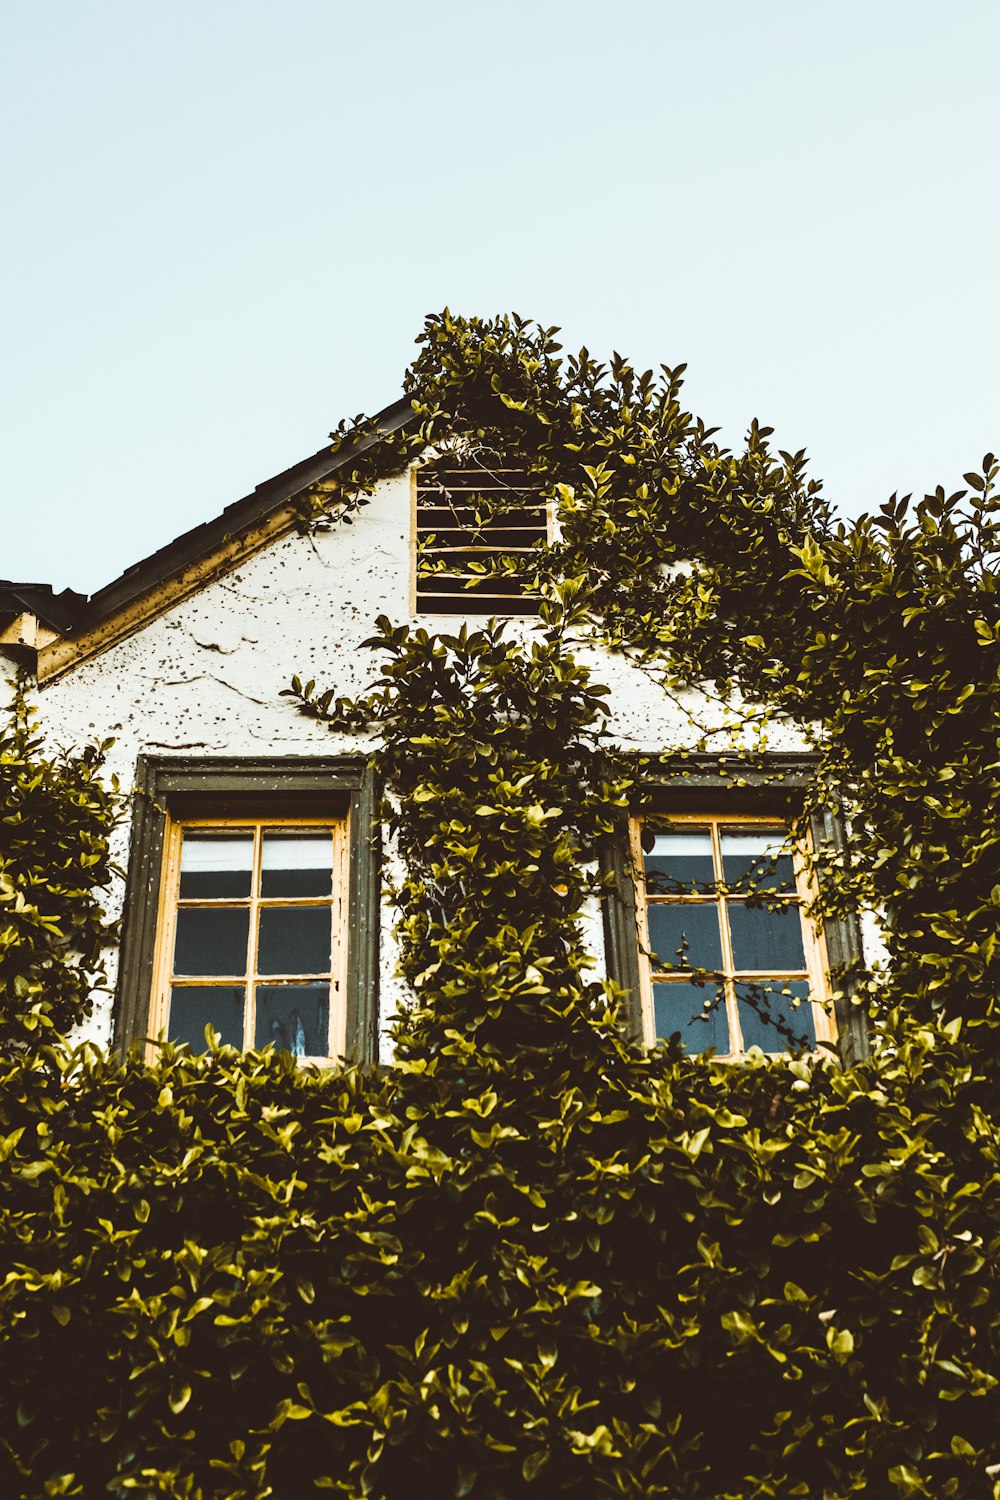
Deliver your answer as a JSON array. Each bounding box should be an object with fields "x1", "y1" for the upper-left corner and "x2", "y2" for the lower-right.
[{"x1": 414, "y1": 459, "x2": 548, "y2": 615}]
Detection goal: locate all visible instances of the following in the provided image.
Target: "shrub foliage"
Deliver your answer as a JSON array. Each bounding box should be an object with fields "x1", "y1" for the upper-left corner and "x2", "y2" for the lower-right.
[
  {"x1": 0, "y1": 685, "x2": 119, "y2": 1048},
  {"x1": 1, "y1": 314, "x2": 998, "y2": 1498}
]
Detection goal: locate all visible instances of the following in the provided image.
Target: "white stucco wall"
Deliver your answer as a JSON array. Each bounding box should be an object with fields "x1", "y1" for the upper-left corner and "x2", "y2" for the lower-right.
[{"x1": 21, "y1": 468, "x2": 813, "y2": 1058}]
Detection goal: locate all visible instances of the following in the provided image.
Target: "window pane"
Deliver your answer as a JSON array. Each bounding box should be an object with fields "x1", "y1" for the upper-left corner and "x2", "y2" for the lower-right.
[
  {"x1": 179, "y1": 834, "x2": 253, "y2": 899},
  {"x1": 647, "y1": 902, "x2": 723, "y2": 973},
  {"x1": 255, "y1": 983, "x2": 330, "y2": 1056},
  {"x1": 736, "y1": 980, "x2": 816, "y2": 1052},
  {"x1": 652, "y1": 980, "x2": 729, "y2": 1054},
  {"x1": 169, "y1": 986, "x2": 245, "y2": 1049},
  {"x1": 728, "y1": 901, "x2": 806, "y2": 971},
  {"x1": 173, "y1": 908, "x2": 250, "y2": 976},
  {"x1": 643, "y1": 829, "x2": 715, "y2": 894},
  {"x1": 260, "y1": 833, "x2": 333, "y2": 898},
  {"x1": 721, "y1": 830, "x2": 795, "y2": 893},
  {"x1": 257, "y1": 907, "x2": 332, "y2": 975}
]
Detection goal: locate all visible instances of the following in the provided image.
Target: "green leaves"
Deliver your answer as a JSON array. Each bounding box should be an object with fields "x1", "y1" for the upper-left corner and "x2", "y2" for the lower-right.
[
  {"x1": 0, "y1": 680, "x2": 122, "y2": 1047},
  {"x1": 5, "y1": 312, "x2": 1000, "y2": 1499}
]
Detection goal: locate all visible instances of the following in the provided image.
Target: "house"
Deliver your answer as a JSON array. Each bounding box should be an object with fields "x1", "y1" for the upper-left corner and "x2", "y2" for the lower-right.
[{"x1": 0, "y1": 398, "x2": 868, "y2": 1070}]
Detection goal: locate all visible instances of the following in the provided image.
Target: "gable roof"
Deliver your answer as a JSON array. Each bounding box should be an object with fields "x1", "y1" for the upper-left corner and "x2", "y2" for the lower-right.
[{"x1": 7, "y1": 397, "x2": 414, "y2": 683}]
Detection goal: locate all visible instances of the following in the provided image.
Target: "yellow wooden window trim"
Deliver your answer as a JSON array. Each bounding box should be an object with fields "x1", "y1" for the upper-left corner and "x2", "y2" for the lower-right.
[
  {"x1": 630, "y1": 813, "x2": 836, "y2": 1059},
  {"x1": 147, "y1": 814, "x2": 349, "y2": 1063}
]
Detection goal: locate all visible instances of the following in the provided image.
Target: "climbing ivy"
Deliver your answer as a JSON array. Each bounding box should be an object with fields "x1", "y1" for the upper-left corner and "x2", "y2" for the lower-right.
[
  {"x1": 0, "y1": 314, "x2": 998, "y2": 1499},
  {"x1": 0, "y1": 681, "x2": 120, "y2": 1047}
]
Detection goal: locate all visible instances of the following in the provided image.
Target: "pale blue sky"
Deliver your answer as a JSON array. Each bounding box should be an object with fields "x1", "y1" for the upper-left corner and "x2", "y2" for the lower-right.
[{"x1": 2, "y1": 1, "x2": 998, "y2": 594}]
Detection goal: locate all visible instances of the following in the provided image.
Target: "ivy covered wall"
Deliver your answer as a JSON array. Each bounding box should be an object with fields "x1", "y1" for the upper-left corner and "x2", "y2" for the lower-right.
[{"x1": 0, "y1": 313, "x2": 997, "y2": 1499}]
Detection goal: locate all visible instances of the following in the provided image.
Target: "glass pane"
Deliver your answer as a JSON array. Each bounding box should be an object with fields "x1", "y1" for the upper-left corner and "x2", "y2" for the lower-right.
[
  {"x1": 643, "y1": 829, "x2": 715, "y2": 895},
  {"x1": 652, "y1": 980, "x2": 729, "y2": 1054},
  {"x1": 168, "y1": 985, "x2": 245, "y2": 1049},
  {"x1": 261, "y1": 833, "x2": 333, "y2": 898},
  {"x1": 179, "y1": 833, "x2": 253, "y2": 899},
  {"x1": 721, "y1": 830, "x2": 795, "y2": 893},
  {"x1": 173, "y1": 908, "x2": 250, "y2": 976},
  {"x1": 728, "y1": 900, "x2": 806, "y2": 970},
  {"x1": 647, "y1": 902, "x2": 723, "y2": 973},
  {"x1": 257, "y1": 907, "x2": 332, "y2": 975},
  {"x1": 255, "y1": 983, "x2": 330, "y2": 1056},
  {"x1": 736, "y1": 980, "x2": 816, "y2": 1052}
]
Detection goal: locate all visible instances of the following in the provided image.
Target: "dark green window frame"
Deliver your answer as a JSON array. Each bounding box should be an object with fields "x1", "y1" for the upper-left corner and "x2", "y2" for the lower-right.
[
  {"x1": 601, "y1": 754, "x2": 869, "y2": 1066},
  {"x1": 115, "y1": 756, "x2": 380, "y2": 1064}
]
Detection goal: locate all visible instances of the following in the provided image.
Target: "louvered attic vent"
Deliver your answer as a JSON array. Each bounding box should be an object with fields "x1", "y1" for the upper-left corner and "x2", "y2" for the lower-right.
[{"x1": 414, "y1": 461, "x2": 548, "y2": 615}]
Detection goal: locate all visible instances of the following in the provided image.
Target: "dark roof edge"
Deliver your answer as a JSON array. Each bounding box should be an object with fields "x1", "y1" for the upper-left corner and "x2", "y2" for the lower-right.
[
  {"x1": 76, "y1": 395, "x2": 416, "y2": 630},
  {"x1": 0, "y1": 583, "x2": 89, "y2": 634}
]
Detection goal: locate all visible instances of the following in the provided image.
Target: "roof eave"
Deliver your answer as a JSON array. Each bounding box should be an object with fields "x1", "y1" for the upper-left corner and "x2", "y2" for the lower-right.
[
  {"x1": 82, "y1": 395, "x2": 415, "y2": 628},
  {"x1": 33, "y1": 395, "x2": 417, "y2": 684}
]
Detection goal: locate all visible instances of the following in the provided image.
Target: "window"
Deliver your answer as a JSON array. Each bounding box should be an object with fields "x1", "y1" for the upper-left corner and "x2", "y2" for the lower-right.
[
  {"x1": 151, "y1": 820, "x2": 347, "y2": 1059},
  {"x1": 601, "y1": 758, "x2": 869, "y2": 1065},
  {"x1": 632, "y1": 815, "x2": 833, "y2": 1058},
  {"x1": 413, "y1": 456, "x2": 548, "y2": 615},
  {"x1": 116, "y1": 758, "x2": 379, "y2": 1064}
]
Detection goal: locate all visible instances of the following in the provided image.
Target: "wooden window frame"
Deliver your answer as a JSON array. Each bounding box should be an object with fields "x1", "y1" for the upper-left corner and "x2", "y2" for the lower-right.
[
  {"x1": 630, "y1": 812, "x2": 835, "y2": 1059},
  {"x1": 115, "y1": 757, "x2": 380, "y2": 1064},
  {"x1": 601, "y1": 755, "x2": 869, "y2": 1065},
  {"x1": 151, "y1": 816, "x2": 350, "y2": 1061}
]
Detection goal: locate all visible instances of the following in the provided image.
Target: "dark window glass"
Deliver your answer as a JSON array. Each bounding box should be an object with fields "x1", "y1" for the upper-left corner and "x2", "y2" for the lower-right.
[
  {"x1": 173, "y1": 908, "x2": 250, "y2": 976},
  {"x1": 255, "y1": 984, "x2": 330, "y2": 1056},
  {"x1": 647, "y1": 902, "x2": 724, "y2": 973},
  {"x1": 257, "y1": 907, "x2": 332, "y2": 975},
  {"x1": 643, "y1": 828, "x2": 716, "y2": 894},
  {"x1": 728, "y1": 901, "x2": 806, "y2": 971},
  {"x1": 653, "y1": 980, "x2": 729, "y2": 1054},
  {"x1": 169, "y1": 986, "x2": 245, "y2": 1050},
  {"x1": 736, "y1": 980, "x2": 815, "y2": 1052},
  {"x1": 260, "y1": 833, "x2": 333, "y2": 898},
  {"x1": 179, "y1": 834, "x2": 253, "y2": 899},
  {"x1": 721, "y1": 830, "x2": 795, "y2": 894}
]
